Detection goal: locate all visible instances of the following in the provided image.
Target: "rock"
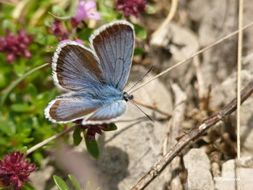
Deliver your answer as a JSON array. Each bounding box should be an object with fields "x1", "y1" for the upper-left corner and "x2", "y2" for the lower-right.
[
  {"x1": 95, "y1": 70, "x2": 173, "y2": 190},
  {"x1": 209, "y1": 71, "x2": 253, "y2": 156},
  {"x1": 149, "y1": 22, "x2": 199, "y2": 90},
  {"x1": 238, "y1": 167, "x2": 253, "y2": 190},
  {"x1": 244, "y1": 0, "x2": 253, "y2": 55},
  {"x1": 30, "y1": 159, "x2": 54, "y2": 190},
  {"x1": 215, "y1": 159, "x2": 253, "y2": 190},
  {"x1": 183, "y1": 148, "x2": 214, "y2": 190},
  {"x1": 214, "y1": 159, "x2": 236, "y2": 190},
  {"x1": 242, "y1": 53, "x2": 253, "y2": 76},
  {"x1": 53, "y1": 145, "x2": 104, "y2": 189},
  {"x1": 210, "y1": 71, "x2": 253, "y2": 108},
  {"x1": 238, "y1": 156, "x2": 253, "y2": 168},
  {"x1": 150, "y1": 22, "x2": 199, "y2": 60},
  {"x1": 189, "y1": 0, "x2": 238, "y2": 84}
]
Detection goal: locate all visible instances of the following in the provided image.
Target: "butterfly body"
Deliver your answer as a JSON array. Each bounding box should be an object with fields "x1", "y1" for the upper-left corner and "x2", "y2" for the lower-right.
[
  {"x1": 123, "y1": 91, "x2": 134, "y2": 101},
  {"x1": 45, "y1": 20, "x2": 135, "y2": 125}
]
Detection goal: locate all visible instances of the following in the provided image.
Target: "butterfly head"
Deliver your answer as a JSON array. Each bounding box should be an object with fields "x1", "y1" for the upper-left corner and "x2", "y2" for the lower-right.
[{"x1": 123, "y1": 92, "x2": 133, "y2": 102}]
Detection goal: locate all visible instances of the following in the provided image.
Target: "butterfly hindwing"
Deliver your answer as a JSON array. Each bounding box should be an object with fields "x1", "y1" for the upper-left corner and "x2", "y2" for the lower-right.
[
  {"x1": 90, "y1": 20, "x2": 134, "y2": 90},
  {"x1": 82, "y1": 100, "x2": 127, "y2": 125},
  {"x1": 44, "y1": 92, "x2": 102, "y2": 123},
  {"x1": 45, "y1": 84, "x2": 125, "y2": 123}
]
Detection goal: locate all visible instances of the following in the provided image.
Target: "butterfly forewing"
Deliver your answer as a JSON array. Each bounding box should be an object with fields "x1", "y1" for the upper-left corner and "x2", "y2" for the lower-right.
[
  {"x1": 90, "y1": 21, "x2": 134, "y2": 90},
  {"x1": 52, "y1": 41, "x2": 103, "y2": 91}
]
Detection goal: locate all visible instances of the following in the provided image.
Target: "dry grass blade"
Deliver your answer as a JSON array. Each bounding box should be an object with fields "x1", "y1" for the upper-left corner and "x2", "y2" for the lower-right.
[{"x1": 236, "y1": 0, "x2": 244, "y2": 189}]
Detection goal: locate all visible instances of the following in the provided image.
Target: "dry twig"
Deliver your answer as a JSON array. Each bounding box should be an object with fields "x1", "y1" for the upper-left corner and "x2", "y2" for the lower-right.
[
  {"x1": 130, "y1": 80, "x2": 253, "y2": 190},
  {"x1": 151, "y1": 0, "x2": 178, "y2": 46}
]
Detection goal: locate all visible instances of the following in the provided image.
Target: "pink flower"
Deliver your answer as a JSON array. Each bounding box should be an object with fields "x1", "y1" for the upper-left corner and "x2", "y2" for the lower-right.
[
  {"x1": 74, "y1": 120, "x2": 115, "y2": 140},
  {"x1": 50, "y1": 20, "x2": 69, "y2": 41},
  {"x1": 116, "y1": 0, "x2": 146, "y2": 17},
  {"x1": 0, "y1": 30, "x2": 33, "y2": 64},
  {"x1": 71, "y1": 0, "x2": 100, "y2": 27},
  {"x1": 59, "y1": 39, "x2": 83, "y2": 45},
  {"x1": 0, "y1": 152, "x2": 36, "y2": 190}
]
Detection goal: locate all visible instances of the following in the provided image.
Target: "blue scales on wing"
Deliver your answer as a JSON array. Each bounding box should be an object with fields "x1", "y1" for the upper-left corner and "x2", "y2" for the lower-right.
[
  {"x1": 45, "y1": 82, "x2": 125, "y2": 123},
  {"x1": 83, "y1": 100, "x2": 127, "y2": 124}
]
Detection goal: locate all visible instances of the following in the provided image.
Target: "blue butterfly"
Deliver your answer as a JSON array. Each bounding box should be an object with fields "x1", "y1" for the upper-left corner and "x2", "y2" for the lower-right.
[{"x1": 44, "y1": 20, "x2": 135, "y2": 125}]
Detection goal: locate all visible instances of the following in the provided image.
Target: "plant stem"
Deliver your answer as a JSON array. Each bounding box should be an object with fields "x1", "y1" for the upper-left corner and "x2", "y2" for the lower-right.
[
  {"x1": 1, "y1": 62, "x2": 50, "y2": 105},
  {"x1": 26, "y1": 126, "x2": 74, "y2": 155}
]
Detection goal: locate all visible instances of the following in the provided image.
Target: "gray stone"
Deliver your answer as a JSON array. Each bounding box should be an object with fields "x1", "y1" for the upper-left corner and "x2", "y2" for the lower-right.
[
  {"x1": 30, "y1": 159, "x2": 54, "y2": 190},
  {"x1": 209, "y1": 71, "x2": 253, "y2": 157},
  {"x1": 189, "y1": 0, "x2": 238, "y2": 84},
  {"x1": 215, "y1": 159, "x2": 253, "y2": 190},
  {"x1": 149, "y1": 21, "x2": 199, "y2": 90},
  {"x1": 183, "y1": 148, "x2": 214, "y2": 190},
  {"x1": 214, "y1": 159, "x2": 236, "y2": 190},
  {"x1": 96, "y1": 72, "x2": 173, "y2": 190}
]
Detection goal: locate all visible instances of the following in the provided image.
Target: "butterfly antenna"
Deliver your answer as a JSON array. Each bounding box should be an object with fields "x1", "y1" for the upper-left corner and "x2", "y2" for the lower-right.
[
  {"x1": 130, "y1": 101, "x2": 153, "y2": 122},
  {"x1": 126, "y1": 65, "x2": 153, "y2": 93}
]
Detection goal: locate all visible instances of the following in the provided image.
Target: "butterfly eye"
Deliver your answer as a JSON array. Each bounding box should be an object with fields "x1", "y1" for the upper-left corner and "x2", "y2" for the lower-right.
[{"x1": 128, "y1": 94, "x2": 134, "y2": 101}]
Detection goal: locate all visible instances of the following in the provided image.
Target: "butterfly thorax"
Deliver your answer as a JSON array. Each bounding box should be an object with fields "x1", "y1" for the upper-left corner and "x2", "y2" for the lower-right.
[{"x1": 123, "y1": 92, "x2": 133, "y2": 102}]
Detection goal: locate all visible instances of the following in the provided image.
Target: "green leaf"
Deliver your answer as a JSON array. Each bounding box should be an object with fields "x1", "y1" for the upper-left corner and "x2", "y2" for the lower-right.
[
  {"x1": 78, "y1": 28, "x2": 93, "y2": 42},
  {"x1": 0, "y1": 73, "x2": 7, "y2": 88},
  {"x1": 1, "y1": 63, "x2": 49, "y2": 105},
  {"x1": 19, "y1": 146, "x2": 28, "y2": 153},
  {"x1": 32, "y1": 152, "x2": 44, "y2": 165},
  {"x1": 51, "y1": 5, "x2": 66, "y2": 17},
  {"x1": 22, "y1": 183, "x2": 34, "y2": 190},
  {"x1": 146, "y1": 4, "x2": 156, "y2": 14},
  {"x1": 68, "y1": 175, "x2": 82, "y2": 190},
  {"x1": 103, "y1": 123, "x2": 118, "y2": 131},
  {"x1": 14, "y1": 60, "x2": 27, "y2": 76},
  {"x1": 2, "y1": 19, "x2": 16, "y2": 31},
  {"x1": 11, "y1": 104, "x2": 34, "y2": 112},
  {"x1": 85, "y1": 137, "x2": 99, "y2": 159},
  {"x1": 53, "y1": 175, "x2": 70, "y2": 190},
  {"x1": 134, "y1": 24, "x2": 147, "y2": 40},
  {"x1": 26, "y1": 84, "x2": 37, "y2": 97},
  {"x1": 35, "y1": 32, "x2": 47, "y2": 45},
  {"x1": 49, "y1": 0, "x2": 78, "y2": 20},
  {"x1": 0, "y1": 117, "x2": 16, "y2": 136},
  {"x1": 134, "y1": 47, "x2": 145, "y2": 56},
  {"x1": 73, "y1": 127, "x2": 82, "y2": 146}
]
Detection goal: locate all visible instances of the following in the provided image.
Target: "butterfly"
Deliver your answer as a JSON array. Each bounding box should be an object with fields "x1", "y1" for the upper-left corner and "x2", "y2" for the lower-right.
[{"x1": 44, "y1": 20, "x2": 135, "y2": 125}]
